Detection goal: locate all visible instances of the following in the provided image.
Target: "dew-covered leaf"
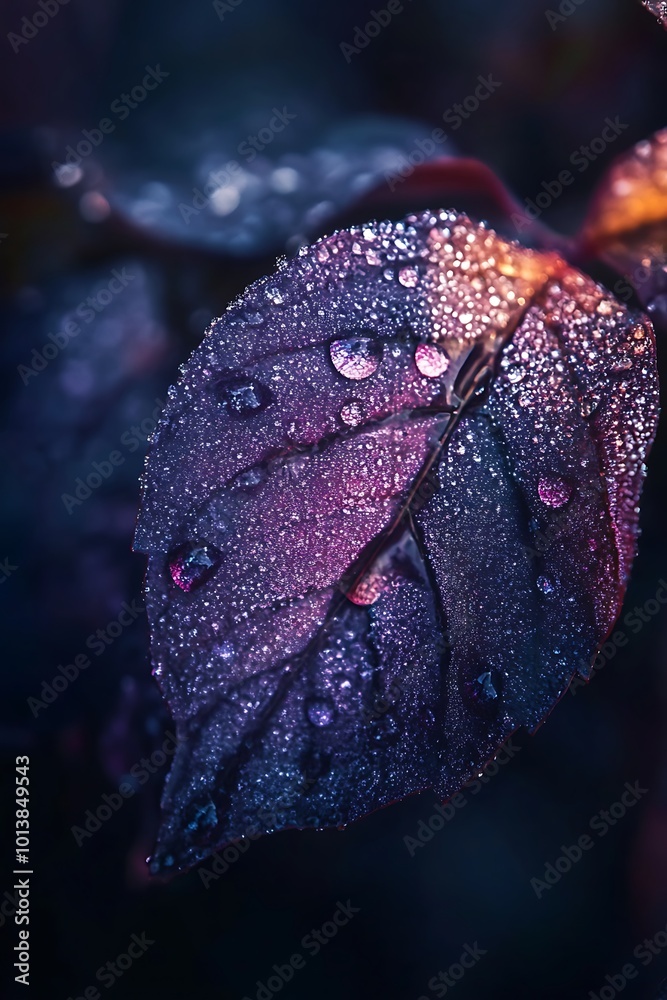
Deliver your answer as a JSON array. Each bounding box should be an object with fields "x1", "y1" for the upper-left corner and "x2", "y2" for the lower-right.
[
  {"x1": 640, "y1": 0, "x2": 667, "y2": 29},
  {"x1": 134, "y1": 211, "x2": 659, "y2": 874}
]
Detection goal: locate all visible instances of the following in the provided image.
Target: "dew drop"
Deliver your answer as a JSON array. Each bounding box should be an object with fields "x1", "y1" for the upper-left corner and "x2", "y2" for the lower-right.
[
  {"x1": 330, "y1": 334, "x2": 382, "y2": 380},
  {"x1": 611, "y1": 357, "x2": 633, "y2": 373},
  {"x1": 231, "y1": 466, "x2": 267, "y2": 491},
  {"x1": 580, "y1": 395, "x2": 600, "y2": 419},
  {"x1": 538, "y1": 475, "x2": 572, "y2": 508},
  {"x1": 305, "y1": 697, "x2": 335, "y2": 727},
  {"x1": 168, "y1": 542, "x2": 221, "y2": 592},
  {"x1": 213, "y1": 640, "x2": 235, "y2": 661},
  {"x1": 340, "y1": 400, "x2": 364, "y2": 426},
  {"x1": 463, "y1": 668, "x2": 502, "y2": 718},
  {"x1": 265, "y1": 286, "x2": 284, "y2": 305},
  {"x1": 415, "y1": 343, "x2": 449, "y2": 378},
  {"x1": 398, "y1": 266, "x2": 419, "y2": 288},
  {"x1": 215, "y1": 374, "x2": 273, "y2": 417},
  {"x1": 507, "y1": 366, "x2": 525, "y2": 384},
  {"x1": 537, "y1": 575, "x2": 555, "y2": 595}
]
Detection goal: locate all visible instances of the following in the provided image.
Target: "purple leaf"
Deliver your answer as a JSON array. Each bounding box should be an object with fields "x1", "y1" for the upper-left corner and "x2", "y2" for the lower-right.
[{"x1": 134, "y1": 211, "x2": 659, "y2": 874}]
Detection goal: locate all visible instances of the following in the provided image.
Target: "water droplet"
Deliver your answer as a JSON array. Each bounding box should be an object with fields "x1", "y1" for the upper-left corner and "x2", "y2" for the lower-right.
[
  {"x1": 415, "y1": 343, "x2": 449, "y2": 378},
  {"x1": 580, "y1": 395, "x2": 600, "y2": 418},
  {"x1": 231, "y1": 466, "x2": 267, "y2": 491},
  {"x1": 330, "y1": 334, "x2": 382, "y2": 380},
  {"x1": 538, "y1": 475, "x2": 572, "y2": 508},
  {"x1": 215, "y1": 374, "x2": 272, "y2": 417},
  {"x1": 611, "y1": 357, "x2": 633, "y2": 373},
  {"x1": 464, "y1": 668, "x2": 502, "y2": 718},
  {"x1": 537, "y1": 575, "x2": 555, "y2": 595},
  {"x1": 507, "y1": 366, "x2": 525, "y2": 384},
  {"x1": 168, "y1": 542, "x2": 221, "y2": 592},
  {"x1": 265, "y1": 286, "x2": 284, "y2": 305},
  {"x1": 340, "y1": 400, "x2": 364, "y2": 426},
  {"x1": 213, "y1": 640, "x2": 235, "y2": 661},
  {"x1": 398, "y1": 266, "x2": 419, "y2": 287},
  {"x1": 305, "y1": 697, "x2": 335, "y2": 727}
]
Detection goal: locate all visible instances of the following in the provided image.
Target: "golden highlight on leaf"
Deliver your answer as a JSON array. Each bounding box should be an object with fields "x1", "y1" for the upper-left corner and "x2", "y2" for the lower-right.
[{"x1": 579, "y1": 128, "x2": 667, "y2": 271}]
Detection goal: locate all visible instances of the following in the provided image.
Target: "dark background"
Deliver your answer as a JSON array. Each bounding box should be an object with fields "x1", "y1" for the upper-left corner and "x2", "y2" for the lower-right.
[{"x1": 1, "y1": 1, "x2": 667, "y2": 998}]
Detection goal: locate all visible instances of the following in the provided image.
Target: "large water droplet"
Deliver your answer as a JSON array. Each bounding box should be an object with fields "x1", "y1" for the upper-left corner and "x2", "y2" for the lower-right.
[
  {"x1": 340, "y1": 400, "x2": 364, "y2": 426},
  {"x1": 168, "y1": 542, "x2": 221, "y2": 592},
  {"x1": 463, "y1": 667, "x2": 502, "y2": 718},
  {"x1": 215, "y1": 374, "x2": 272, "y2": 417},
  {"x1": 415, "y1": 343, "x2": 449, "y2": 378},
  {"x1": 305, "y1": 697, "x2": 335, "y2": 727},
  {"x1": 330, "y1": 334, "x2": 382, "y2": 380},
  {"x1": 580, "y1": 395, "x2": 600, "y2": 419},
  {"x1": 538, "y1": 475, "x2": 572, "y2": 507},
  {"x1": 398, "y1": 266, "x2": 419, "y2": 287},
  {"x1": 611, "y1": 356, "x2": 633, "y2": 373},
  {"x1": 231, "y1": 466, "x2": 267, "y2": 492}
]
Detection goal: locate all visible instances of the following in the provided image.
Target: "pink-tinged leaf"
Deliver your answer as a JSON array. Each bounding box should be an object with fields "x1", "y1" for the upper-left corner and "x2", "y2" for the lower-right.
[{"x1": 134, "y1": 211, "x2": 659, "y2": 874}]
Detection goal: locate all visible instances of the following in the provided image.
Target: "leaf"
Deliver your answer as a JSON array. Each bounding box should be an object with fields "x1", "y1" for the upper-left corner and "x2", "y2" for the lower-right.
[
  {"x1": 134, "y1": 211, "x2": 659, "y2": 874},
  {"x1": 640, "y1": 0, "x2": 667, "y2": 29},
  {"x1": 578, "y1": 128, "x2": 667, "y2": 325}
]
